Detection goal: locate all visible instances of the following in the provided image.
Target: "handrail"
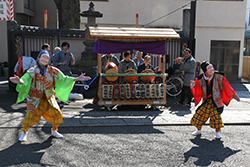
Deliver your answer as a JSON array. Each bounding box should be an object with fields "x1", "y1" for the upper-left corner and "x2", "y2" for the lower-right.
[{"x1": 99, "y1": 73, "x2": 168, "y2": 77}]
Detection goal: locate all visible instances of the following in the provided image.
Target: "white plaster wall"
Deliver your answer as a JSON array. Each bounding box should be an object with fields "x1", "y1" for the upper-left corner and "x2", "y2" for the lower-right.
[
  {"x1": 246, "y1": 0, "x2": 250, "y2": 29},
  {"x1": 0, "y1": 21, "x2": 8, "y2": 62},
  {"x1": 197, "y1": 1, "x2": 246, "y2": 28},
  {"x1": 80, "y1": 0, "x2": 191, "y2": 29},
  {"x1": 195, "y1": 27, "x2": 244, "y2": 60},
  {"x1": 195, "y1": 0, "x2": 247, "y2": 78}
]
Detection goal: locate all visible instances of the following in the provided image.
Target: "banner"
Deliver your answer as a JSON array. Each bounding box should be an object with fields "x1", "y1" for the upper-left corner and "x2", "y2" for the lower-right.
[
  {"x1": 0, "y1": 0, "x2": 14, "y2": 21},
  {"x1": 93, "y1": 39, "x2": 166, "y2": 55}
]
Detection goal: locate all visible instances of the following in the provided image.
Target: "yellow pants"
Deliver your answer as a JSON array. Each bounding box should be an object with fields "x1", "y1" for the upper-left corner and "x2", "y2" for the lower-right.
[
  {"x1": 191, "y1": 99, "x2": 224, "y2": 132},
  {"x1": 21, "y1": 95, "x2": 63, "y2": 133}
]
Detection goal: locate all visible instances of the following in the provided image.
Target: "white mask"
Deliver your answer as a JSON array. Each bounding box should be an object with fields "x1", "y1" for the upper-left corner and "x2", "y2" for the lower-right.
[{"x1": 39, "y1": 54, "x2": 50, "y2": 66}]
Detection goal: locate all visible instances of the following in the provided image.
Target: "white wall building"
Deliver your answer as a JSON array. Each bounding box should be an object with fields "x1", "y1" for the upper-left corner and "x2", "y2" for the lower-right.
[
  {"x1": 246, "y1": 0, "x2": 250, "y2": 29},
  {"x1": 195, "y1": 0, "x2": 246, "y2": 80}
]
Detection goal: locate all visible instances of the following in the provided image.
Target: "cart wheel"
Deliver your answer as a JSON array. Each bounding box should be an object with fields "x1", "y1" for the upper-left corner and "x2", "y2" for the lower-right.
[
  {"x1": 166, "y1": 76, "x2": 183, "y2": 97},
  {"x1": 84, "y1": 85, "x2": 89, "y2": 90}
]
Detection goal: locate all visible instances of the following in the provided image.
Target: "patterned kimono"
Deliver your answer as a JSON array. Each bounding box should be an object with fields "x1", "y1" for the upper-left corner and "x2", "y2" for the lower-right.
[
  {"x1": 16, "y1": 65, "x2": 75, "y2": 132},
  {"x1": 190, "y1": 73, "x2": 236, "y2": 132}
]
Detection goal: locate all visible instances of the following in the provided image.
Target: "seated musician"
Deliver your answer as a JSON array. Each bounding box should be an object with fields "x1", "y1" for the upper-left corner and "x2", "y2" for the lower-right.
[
  {"x1": 101, "y1": 53, "x2": 120, "y2": 71},
  {"x1": 137, "y1": 55, "x2": 154, "y2": 73},
  {"x1": 133, "y1": 51, "x2": 144, "y2": 68},
  {"x1": 93, "y1": 53, "x2": 120, "y2": 104},
  {"x1": 118, "y1": 51, "x2": 137, "y2": 73}
]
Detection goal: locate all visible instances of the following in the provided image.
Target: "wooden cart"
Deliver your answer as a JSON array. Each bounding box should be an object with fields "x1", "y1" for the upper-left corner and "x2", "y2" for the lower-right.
[{"x1": 88, "y1": 26, "x2": 180, "y2": 110}]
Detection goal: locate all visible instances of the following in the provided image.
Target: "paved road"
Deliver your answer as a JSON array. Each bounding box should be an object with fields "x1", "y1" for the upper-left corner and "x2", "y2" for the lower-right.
[
  {"x1": 0, "y1": 125, "x2": 249, "y2": 167},
  {"x1": 1, "y1": 78, "x2": 250, "y2": 166}
]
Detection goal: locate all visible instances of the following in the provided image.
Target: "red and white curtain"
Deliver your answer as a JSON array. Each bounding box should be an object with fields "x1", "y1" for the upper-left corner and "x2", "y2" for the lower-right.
[{"x1": 0, "y1": 0, "x2": 14, "y2": 21}]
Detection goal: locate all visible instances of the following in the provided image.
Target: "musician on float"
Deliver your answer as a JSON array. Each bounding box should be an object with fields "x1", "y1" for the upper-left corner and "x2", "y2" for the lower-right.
[
  {"x1": 137, "y1": 55, "x2": 154, "y2": 73},
  {"x1": 101, "y1": 53, "x2": 120, "y2": 71},
  {"x1": 92, "y1": 53, "x2": 119, "y2": 104},
  {"x1": 118, "y1": 51, "x2": 137, "y2": 74},
  {"x1": 133, "y1": 51, "x2": 144, "y2": 68}
]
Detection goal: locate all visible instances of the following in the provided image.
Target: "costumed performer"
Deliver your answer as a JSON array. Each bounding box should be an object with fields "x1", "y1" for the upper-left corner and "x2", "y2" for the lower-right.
[
  {"x1": 190, "y1": 61, "x2": 240, "y2": 139},
  {"x1": 9, "y1": 52, "x2": 91, "y2": 142}
]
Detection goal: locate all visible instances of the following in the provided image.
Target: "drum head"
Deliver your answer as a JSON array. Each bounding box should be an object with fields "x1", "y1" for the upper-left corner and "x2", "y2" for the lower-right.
[
  {"x1": 124, "y1": 69, "x2": 138, "y2": 82},
  {"x1": 141, "y1": 69, "x2": 155, "y2": 83},
  {"x1": 124, "y1": 69, "x2": 137, "y2": 74},
  {"x1": 105, "y1": 69, "x2": 118, "y2": 82},
  {"x1": 141, "y1": 69, "x2": 154, "y2": 73}
]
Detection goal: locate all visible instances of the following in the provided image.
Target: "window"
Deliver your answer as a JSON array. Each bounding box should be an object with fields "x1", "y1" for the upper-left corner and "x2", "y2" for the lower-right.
[
  {"x1": 24, "y1": 0, "x2": 34, "y2": 11},
  {"x1": 210, "y1": 40, "x2": 240, "y2": 81}
]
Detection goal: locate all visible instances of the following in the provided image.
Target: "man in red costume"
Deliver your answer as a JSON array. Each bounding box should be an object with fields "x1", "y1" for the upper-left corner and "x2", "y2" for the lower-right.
[{"x1": 190, "y1": 61, "x2": 240, "y2": 139}]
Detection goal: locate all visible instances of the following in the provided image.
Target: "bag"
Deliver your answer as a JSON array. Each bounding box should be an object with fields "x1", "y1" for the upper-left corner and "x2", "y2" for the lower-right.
[{"x1": 16, "y1": 57, "x2": 25, "y2": 77}]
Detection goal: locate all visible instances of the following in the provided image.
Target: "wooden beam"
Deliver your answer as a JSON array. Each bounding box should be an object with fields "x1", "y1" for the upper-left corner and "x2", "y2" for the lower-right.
[
  {"x1": 98, "y1": 98, "x2": 166, "y2": 107},
  {"x1": 158, "y1": 54, "x2": 161, "y2": 72}
]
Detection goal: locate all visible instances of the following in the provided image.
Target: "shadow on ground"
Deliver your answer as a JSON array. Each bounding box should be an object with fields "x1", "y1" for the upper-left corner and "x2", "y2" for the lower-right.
[
  {"x1": 0, "y1": 137, "x2": 53, "y2": 167},
  {"x1": 184, "y1": 136, "x2": 241, "y2": 166}
]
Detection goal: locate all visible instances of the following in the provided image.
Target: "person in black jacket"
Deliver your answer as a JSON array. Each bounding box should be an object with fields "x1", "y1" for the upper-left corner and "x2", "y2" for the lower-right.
[{"x1": 137, "y1": 55, "x2": 154, "y2": 73}]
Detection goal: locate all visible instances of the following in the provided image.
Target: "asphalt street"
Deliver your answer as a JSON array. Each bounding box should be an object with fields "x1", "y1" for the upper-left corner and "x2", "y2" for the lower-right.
[
  {"x1": 1, "y1": 78, "x2": 250, "y2": 166},
  {"x1": 0, "y1": 125, "x2": 249, "y2": 167}
]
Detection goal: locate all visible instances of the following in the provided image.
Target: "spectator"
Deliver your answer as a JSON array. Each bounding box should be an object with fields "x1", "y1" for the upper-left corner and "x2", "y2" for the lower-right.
[
  {"x1": 175, "y1": 48, "x2": 196, "y2": 107},
  {"x1": 52, "y1": 42, "x2": 75, "y2": 76},
  {"x1": 54, "y1": 47, "x2": 61, "y2": 54},
  {"x1": 51, "y1": 47, "x2": 61, "y2": 65}
]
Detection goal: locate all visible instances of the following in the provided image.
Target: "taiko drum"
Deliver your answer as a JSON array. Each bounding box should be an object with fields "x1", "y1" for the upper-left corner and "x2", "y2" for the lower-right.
[
  {"x1": 141, "y1": 69, "x2": 155, "y2": 83},
  {"x1": 124, "y1": 69, "x2": 138, "y2": 83},
  {"x1": 103, "y1": 62, "x2": 119, "y2": 82}
]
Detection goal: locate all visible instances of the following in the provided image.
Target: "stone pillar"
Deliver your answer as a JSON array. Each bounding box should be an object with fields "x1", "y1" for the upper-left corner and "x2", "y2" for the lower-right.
[
  {"x1": 182, "y1": 9, "x2": 191, "y2": 38},
  {"x1": 78, "y1": 2, "x2": 103, "y2": 77}
]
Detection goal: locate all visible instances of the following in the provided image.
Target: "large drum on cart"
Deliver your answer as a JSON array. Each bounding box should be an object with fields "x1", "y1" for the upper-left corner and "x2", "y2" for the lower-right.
[
  {"x1": 141, "y1": 69, "x2": 155, "y2": 83},
  {"x1": 103, "y1": 62, "x2": 119, "y2": 82},
  {"x1": 88, "y1": 26, "x2": 180, "y2": 110},
  {"x1": 124, "y1": 69, "x2": 138, "y2": 83}
]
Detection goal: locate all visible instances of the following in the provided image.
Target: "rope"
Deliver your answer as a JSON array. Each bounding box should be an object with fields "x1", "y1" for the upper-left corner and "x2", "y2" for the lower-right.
[{"x1": 141, "y1": 2, "x2": 191, "y2": 28}]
